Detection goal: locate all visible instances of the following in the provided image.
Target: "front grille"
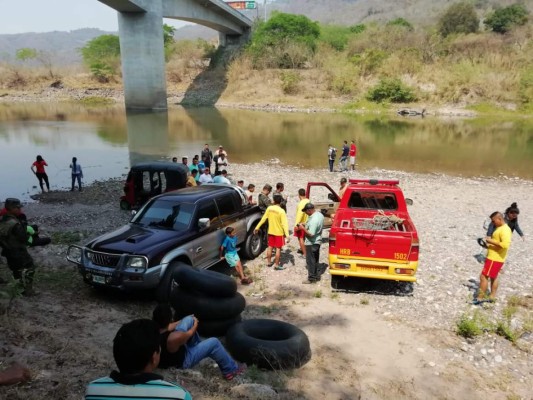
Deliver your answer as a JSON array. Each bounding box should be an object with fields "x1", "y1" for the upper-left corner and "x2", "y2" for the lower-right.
[{"x1": 87, "y1": 250, "x2": 121, "y2": 268}]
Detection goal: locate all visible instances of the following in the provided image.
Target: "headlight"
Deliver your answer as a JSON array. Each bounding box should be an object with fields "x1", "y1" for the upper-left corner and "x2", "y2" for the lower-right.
[
  {"x1": 127, "y1": 256, "x2": 147, "y2": 269},
  {"x1": 66, "y1": 246, "x2": 82, "y2": 264}
]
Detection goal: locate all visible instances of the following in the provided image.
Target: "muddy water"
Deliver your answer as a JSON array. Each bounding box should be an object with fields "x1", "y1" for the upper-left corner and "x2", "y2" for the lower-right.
[{"x1": 0, "y1": 103, "x2": 532, "y2": 200}]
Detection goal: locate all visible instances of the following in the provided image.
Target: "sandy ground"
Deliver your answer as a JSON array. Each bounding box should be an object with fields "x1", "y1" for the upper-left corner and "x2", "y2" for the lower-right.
[{"x1": 0, "y1": 162, "x2": 532, "y2": 400}]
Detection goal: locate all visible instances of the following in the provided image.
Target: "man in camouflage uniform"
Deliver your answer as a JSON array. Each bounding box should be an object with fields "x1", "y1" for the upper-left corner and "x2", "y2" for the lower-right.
[{"x1": 0, "y1": 198, "x2": 36, "y2": 296}]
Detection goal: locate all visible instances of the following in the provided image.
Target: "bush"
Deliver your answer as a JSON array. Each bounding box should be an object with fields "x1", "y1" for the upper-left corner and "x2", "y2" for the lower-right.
[
  {"x1": 367, "y1": 78, "x2": 417, "y2": 103},
  {"x1": 248, "y1": 12, "x2": 320, "y2": 68},
  {"x1": 280, "y1": 71, "x2": 301, "y2": 94},
  {"x1": 519, "y1": 68, "x2": 533, "y2": 105},
  {"x1": 438, "y1": 2, "x2": 480, "y2": 37},
  {"x1": 456, "y1": 314, "x2": 483, "y2": 338},
  {"x1": 485, "y1": 4, "x2": 529, "y2": 34},
  {"x1": 320, "y1": 25, "x2": 352, "y2": 51},
  {"x1": 387, "y1": 18, "x2": 414, "y2": 31},
  {"x1": 350, "y1": 48, "x2": 388, "y2": 76},
  {"x1": 349, "y1": 24, "x2": 366, "y2": 34}
]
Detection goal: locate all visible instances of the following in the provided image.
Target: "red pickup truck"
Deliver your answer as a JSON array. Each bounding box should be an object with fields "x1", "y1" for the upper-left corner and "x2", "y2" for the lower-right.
[{"x1": 306, "y1": 179, "x2": 419, "y2": 288}]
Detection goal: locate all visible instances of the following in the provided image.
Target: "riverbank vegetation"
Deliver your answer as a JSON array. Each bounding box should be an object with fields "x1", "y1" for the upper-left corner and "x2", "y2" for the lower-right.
[{"x1": 0, "y1": 2, "x2": 531, "y2": 114}]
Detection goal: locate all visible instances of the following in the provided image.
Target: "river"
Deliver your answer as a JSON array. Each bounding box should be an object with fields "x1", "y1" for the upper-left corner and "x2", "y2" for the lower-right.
[{"x1": 0, "y1": 103, "x2": 532, "y2": 200}]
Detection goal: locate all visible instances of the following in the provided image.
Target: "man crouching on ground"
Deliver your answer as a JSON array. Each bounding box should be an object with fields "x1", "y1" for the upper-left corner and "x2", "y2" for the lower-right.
[{"x1": 85, "y1": 319, "x2": 192, "y2": 400}]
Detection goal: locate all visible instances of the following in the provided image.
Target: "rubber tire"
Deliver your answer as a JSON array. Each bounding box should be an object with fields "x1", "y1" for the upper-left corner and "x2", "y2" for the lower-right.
[
  {"x1": 225, "y1": 319, "x2": 311, "y2": 370},
  {"x1": 197, "y1": 315, "x2": 242, "y2": 338},
  {"x1": 477, "y1": 238, "x2": 488, "y2": 249},
  {"x1": 155, "y1": 261, "x2": 183, "y2": 302},
  {"x1": 173, "y1": 264, "x2": 237, "y2": 298},
  {"x1": 120, "y1": 199, "x2": 131, "y2": 210},
  {"x1": 242, "y1": 225, "x2": 264, "y2": 260},
  {"x1": 330, "y1": 274, "x2": 342, "y2": 289},
  {"x1": 170, "y1": 287, "x2": 246, "y2": 320}
]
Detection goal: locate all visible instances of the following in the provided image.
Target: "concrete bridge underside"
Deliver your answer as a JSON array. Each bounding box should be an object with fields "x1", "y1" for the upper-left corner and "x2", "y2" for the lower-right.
[{"x1": 98, "y1": 0, "x2": 252, "y2": 110}]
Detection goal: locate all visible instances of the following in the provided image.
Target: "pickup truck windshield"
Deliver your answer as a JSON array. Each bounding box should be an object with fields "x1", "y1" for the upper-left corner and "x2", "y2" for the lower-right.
[
  {"x1": 348, "y1": 192, "x2": 398, "y2": 210},
  {"x1": 132, "y1": 200, "x2": 194, "y2": 230}
]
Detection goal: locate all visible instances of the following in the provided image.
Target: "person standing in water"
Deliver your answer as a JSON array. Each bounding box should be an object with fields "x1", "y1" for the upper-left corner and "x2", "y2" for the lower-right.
[
  {"x1": 31, "y1": 155, "x2": 50, "y2": 192},
  {"x1": 70, "y1": 157, "x2": 83, "y2": 191}
]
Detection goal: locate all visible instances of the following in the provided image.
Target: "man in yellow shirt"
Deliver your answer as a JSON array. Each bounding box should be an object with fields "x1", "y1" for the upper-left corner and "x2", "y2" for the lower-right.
[
  {"x1": 475, "y1": 212, "x2": 512, "y2": 304},
  {"x1": 254, "y1": 195, "x2": 289, "y2": 270},
  {"x1": 293, "y1": 189, "x2": 309, "y2": 257}
]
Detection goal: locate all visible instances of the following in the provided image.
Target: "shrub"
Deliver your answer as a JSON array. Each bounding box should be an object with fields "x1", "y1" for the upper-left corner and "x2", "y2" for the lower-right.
[
  {"x1": 320, "y1": 25, "x2": 352, "y2": 51},
  {"x1": 519, "y1": 68, "x2": 533, "y2": 105},
  {"x1": 248, "y1": 12, "x2": 320, "y2": 68},
  {"x1": 349, "y1": 24, "x2": 366, "y2": 34},
  {"x1": 387, "y1": 18, "x2": 414, "y2": 31},
  {"x1": 456, "y1": 313, "x2": 483, "y2": 338},
  {"x1": 280, "y1": 71, "x2": 301, "y2": 94},
  {"x1": 485, "y1": 4, "x2": 529, "y2": 34},
  {"x1": 438, "y1": 2, "x2": 480, "y2": 37},
  {"x1": 366, "y1": 78, "x2": 417, "y2": 103}
]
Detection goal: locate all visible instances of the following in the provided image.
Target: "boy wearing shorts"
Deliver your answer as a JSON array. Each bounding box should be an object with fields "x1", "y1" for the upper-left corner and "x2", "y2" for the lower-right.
[
  {"x1": 475, "y1": 211, "x2": 512, "y2": 304},
  {"x1": 220, "y1": 227, "x2": 253, "y2": 285}
]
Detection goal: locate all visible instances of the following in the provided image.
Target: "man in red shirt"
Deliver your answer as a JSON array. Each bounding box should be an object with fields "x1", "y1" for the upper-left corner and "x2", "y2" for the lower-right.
[{"x1": 349, "y1": 140, "x2": 357, "y2": 171}]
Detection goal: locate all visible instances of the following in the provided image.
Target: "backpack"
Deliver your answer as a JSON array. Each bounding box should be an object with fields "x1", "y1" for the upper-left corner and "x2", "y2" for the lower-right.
[{"x1": 330, "y1": 148, "x2": 337, "y2": 160}]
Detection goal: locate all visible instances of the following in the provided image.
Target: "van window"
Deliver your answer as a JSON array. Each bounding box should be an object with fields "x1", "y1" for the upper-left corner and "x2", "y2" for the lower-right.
[
  {"x1": 197, "y1": 200, "x2": 220, "y2": 225},
  {"x1": 348, "y1": 192, "x2": 398, "y2": 210}
]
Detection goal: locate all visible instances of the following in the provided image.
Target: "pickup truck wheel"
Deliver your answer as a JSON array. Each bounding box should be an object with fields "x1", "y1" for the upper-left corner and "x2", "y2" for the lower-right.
[
  {"x1": 242, "y1": 226, "x2": 264, "y2": 259},
  {"x1": 198, "y1": 315, "x2": 242, "y2": 338},
  {"x1": 226, "y1": 319, "x2": 311, "y2": 370},
  {"x1": 170, "y1": 287, "x2": 245, "y2": 320},
  {"x1": 155, "y1": 261, "x2": 183, "y2": 302},
  {"x1": 173, "y1": 264, "x2": 237, "y2": 297}
]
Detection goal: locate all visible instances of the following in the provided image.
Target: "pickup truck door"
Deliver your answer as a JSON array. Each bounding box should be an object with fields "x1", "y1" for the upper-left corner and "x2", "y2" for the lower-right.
[
  {"x1": 306, "y1": 182, "x2": 340, "y2": 228},
  {"x1": 193, "y1": 200, "x2": 224, "y2": 268},
  {"x1": 215, "y1": 193, "x2": 247, "y2": 245}
]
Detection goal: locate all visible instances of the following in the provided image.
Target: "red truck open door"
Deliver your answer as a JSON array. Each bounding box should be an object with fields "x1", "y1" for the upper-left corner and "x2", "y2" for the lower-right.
[{"x1": 305, "y1": 182, "x2": 340, "y2": 228}]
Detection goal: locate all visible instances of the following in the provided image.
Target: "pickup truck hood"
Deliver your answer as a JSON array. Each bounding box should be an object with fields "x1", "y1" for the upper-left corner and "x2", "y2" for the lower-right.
[{"x1": 87, "y1": 224, "x2": 192, "y2": 256}]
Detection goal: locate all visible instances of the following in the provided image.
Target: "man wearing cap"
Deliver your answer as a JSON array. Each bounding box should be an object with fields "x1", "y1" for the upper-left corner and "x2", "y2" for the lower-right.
[
  {"x1": 0, "y1": 199, "x2": 37, "y2": 295},
  {"x1": 297, "y1": 203, "x2": 325, "y2": 284}
]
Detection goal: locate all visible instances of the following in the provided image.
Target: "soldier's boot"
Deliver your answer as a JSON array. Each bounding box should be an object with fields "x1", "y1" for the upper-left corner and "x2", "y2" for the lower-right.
[{"x1": 22, "y1": 268, "x2": 37, "y2": 297}]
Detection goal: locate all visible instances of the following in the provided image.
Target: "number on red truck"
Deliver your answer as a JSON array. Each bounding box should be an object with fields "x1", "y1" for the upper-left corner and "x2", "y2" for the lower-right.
[{"x1": 306, "y1": 179, "x2": 419, "y2": 289}]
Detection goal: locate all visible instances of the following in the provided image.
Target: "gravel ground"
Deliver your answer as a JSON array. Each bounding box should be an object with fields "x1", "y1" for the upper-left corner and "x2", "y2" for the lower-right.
[{"x1": 1, "y1": 162, "x2": 531, "y2": 399}]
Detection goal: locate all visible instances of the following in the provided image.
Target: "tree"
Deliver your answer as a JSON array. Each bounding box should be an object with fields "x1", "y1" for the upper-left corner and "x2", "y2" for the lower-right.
[
  {"x1": 484, "y1": 4, "x2": 529, "y2": 33},
  {"x1": 80, "y1": 35, "x2": 121, "y2": 82},
  {"x1": 438, "y1": 2, "x2": 480, "y2": 37},
  {"x1": 16, "y1": 47, "x2": 56, "y2": 78},
  {"x1": 248, "y1": 12, "x2": 320, "y2": 68}
]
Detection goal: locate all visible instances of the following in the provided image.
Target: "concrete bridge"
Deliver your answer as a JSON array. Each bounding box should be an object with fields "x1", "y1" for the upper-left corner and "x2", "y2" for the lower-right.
[{"x1": 98, "y1": 0, "x2": 253, "y2": 110}]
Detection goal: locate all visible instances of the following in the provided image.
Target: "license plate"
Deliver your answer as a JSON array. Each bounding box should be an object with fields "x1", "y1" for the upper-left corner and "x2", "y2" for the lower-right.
[
  {"x1": 92, "y1": 275, "x2": 106, "y2": 284},
  {"x1": 359, "y1": 266, "x2": 388, "y2": 273}
]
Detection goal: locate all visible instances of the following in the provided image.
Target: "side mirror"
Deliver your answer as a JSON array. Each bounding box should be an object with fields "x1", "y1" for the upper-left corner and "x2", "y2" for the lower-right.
[
  {"x1": 405, "y1": 198, "x2": 413, "y2": 206},
  {"x1": 198, "y1": 218, "x2": 210, "y2": 230}
]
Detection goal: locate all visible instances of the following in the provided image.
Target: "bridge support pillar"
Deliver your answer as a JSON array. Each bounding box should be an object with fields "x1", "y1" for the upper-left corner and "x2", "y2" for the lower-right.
[{"x1": 118, "y1": 0, "x2": 167, "y2": 110}]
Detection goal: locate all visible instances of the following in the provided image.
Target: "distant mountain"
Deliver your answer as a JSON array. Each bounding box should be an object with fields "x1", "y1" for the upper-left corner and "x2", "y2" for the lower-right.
[
  {"x1": 0, "y1": 28, "x2": 113, "y2": 65},
  {"x1": 0, "y1": 0, "x2": 530, "y2": 66}
]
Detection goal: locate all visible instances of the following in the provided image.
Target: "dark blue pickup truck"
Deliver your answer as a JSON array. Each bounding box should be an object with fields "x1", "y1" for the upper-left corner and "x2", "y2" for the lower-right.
[{"x1": 67, "y1": 184, "x2": 264, "y2": 300}]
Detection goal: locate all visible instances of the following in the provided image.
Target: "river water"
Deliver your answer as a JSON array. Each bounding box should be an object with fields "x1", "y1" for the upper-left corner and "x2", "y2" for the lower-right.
[{"x1": 0, "y1": 103, "x2": 532, "y2": 200}]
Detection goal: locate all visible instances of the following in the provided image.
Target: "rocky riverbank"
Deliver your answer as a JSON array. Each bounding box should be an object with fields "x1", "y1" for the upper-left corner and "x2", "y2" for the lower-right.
[{"x1": 1, "y1": 163, "x2": 531, "y2": 399}]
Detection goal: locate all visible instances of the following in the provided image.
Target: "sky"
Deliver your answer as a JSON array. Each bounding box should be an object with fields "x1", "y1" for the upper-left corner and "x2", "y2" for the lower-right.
[{"x1": 0, "y1": 0, "x2": 189, "y2": 34}]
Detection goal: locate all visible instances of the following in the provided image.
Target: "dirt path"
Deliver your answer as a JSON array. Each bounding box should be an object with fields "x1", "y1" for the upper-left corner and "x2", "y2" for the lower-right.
[{"x1": 1, "y1": 164, "x2": 531, "y2": 399}]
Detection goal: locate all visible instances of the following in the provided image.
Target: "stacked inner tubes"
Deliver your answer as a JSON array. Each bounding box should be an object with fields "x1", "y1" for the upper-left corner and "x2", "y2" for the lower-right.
[{"x1": 169, "y1": 263, "x2": 245, "y2": 337}]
